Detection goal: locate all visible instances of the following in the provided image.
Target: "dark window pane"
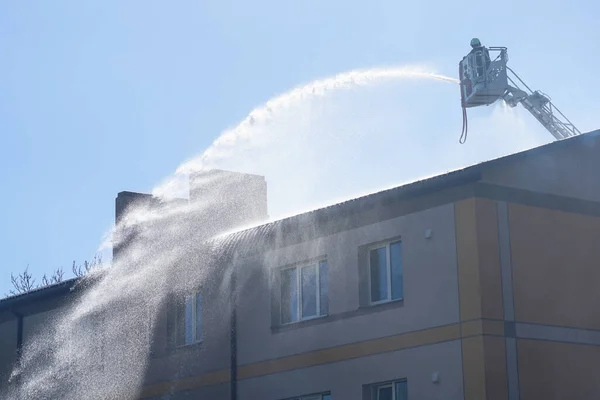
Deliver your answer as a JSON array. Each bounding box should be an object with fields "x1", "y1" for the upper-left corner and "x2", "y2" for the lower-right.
[
  {"x1": 377, "y1": 386, "x2": 393, "y2": 400},
  {"x1": 184, "y1": 296, "x2": 194, "y2": 344},
  {"x1": 322, "y1": 395, "x2": 332, "y2": 400},
  {"x1": 301, "y1": 265, "x2": 317, "y2": 318},
  {"x1": 195, "y1": 294, "x2": 203, "y2": 342},
  {"x1": 281, "y1": 269, "x2": 298, "y2": 323},
  {"x1": 370, "y1": 247, "x2": 388, "y2": 302},
  {"x1": 390, "y1": 241, "x2": 403, "y2": 300},
  {"x1": 395, "y1": 381, "x2": 407, "y2": 400},
  {"x1": 319, "y1": 260, "x2": 329, "y2": 316},
  {"x1": 176, "y1": 298, "x2": 186, "y2": 346}
]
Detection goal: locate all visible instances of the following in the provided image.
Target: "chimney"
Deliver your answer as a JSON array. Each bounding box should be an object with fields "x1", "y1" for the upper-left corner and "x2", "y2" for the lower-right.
[
  {"x1": 112, "y1": 170, "x2": 268, "y2": 260},
  {"x1": 113, "y1": 191, "x2": 159, "y2": 260},
  {"x1": 189, "y1": 169, "x2": 268, "y2": 234},
  {"x1": 115, "y1": 191, "x2": 158, "y2": 225}
]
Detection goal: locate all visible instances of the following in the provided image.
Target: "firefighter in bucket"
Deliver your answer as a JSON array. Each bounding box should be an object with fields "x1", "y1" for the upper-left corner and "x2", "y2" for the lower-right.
[
  {"x1": 459, "y1": 38, "x2": 493, "y2": 144},
  {"x1": 469, "y1": 38, "x2": 491, "y2": 79},
  {"x1": 459, "y1": 38, "x2": 492, "y2": 107}
]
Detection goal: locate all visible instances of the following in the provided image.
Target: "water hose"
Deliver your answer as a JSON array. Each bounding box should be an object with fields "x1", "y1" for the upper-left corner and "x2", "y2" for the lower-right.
[{"x1": 459, "y1": 106, "x2": 468, "y2": 144}]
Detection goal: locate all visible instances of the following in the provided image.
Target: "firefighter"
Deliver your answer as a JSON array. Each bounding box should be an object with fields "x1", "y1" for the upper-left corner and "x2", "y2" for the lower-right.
[{"x1": 470, "y1": 38, "x2": 491, "y2": 79}]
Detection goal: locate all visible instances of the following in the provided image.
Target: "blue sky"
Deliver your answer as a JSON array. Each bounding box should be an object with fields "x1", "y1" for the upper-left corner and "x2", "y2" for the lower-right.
[{"x1": 0, "y1": 0, "x2": 598, "y2": 296}]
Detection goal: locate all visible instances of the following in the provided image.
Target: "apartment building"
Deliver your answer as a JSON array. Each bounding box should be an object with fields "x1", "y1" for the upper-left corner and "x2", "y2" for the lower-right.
[{"x1": 1, "y1": 129, "x2": 600, "y2": 400}]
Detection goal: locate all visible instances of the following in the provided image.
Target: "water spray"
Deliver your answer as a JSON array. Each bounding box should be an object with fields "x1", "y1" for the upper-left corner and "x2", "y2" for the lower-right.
[
  {"x1": 152, "y1": 66, "x2": 458, "y2": 199},
  {"x1": 4, "y1": 64, "x2": 459, "y2": 400}
]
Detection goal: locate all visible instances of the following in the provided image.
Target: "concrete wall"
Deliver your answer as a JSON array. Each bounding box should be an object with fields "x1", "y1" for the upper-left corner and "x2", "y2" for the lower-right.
[
  {"x1": 126, "y1": 169, "x2": 268, "y2": 397},
  {"x1": 238, "y1": 340, "x2": 464, "y2": 400},
  {"x1": 503, "y1": 202, "x2": 600, "y2": 399},
  {"x1": 142, "y1": 278, "x2": 232, "y2": 396},
  {"x1": 234, "y1": 203, "x2": 461, "y2": 394},
  {"x1": 482, "y1": 134, "x2": 600, "y2": 202},
  {"x1": 508, "y1": 203, "x2": 600, "y2": 330},
  {"x1": 0, "y1": 319, "x2": 17, "y2": 390},
  {"x1": 454, "y1": 198, "x2": 509, "y2": 400},
  {"x1": 144, "y1": 382, "x2": 229, "y2": 400},
  {"x1": 454, "y1": 194, "x2": 600, "y2": 400},
  {"x1": 517, "y1": 339, "x2": 600, "y2": 399},
  {"x1": 22, "y1": 307, "x2": 63, "y2": 347}
]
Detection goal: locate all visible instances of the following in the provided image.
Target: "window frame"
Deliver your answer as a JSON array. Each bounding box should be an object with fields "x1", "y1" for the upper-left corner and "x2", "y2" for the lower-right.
[
  {"x1": 368, "y1": 239, "x2": 403, "y2": 305},
  {"x1": 181, "y1": 292, "x2": 203, "y2": 346},
  {"x1": 146, "y1": 303, "x2": 157, "y2": 351},
  {"x1": 371, "y1": 379, "x2": 407, "y2": 400},
  {"x1": 280, "y1": 258, "x2": 328, "y2": 325},
  {"x1": 280, "y1": 392, "x2": 331, "y2": 400}
]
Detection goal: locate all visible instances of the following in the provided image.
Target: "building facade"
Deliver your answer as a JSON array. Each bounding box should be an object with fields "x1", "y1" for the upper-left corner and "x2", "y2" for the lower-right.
[{"x1": 1, "y1": 131, "x2": 600, "y2": 399}]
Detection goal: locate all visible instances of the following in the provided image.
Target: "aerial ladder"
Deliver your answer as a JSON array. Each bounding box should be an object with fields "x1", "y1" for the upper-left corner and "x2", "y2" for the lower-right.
[{"x1": 458, "y1": 39, "x2": 581, "y2": 143}]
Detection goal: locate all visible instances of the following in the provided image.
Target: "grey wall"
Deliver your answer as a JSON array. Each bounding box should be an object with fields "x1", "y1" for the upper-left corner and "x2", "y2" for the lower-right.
[
  {"x1": 145, "y1": 275, "x2": 232, "y2": 386},
  {"x1": 236, "y1": 203, "x2": 460, "y2": 364},
  {"x1": 141, "y1": 202, "x2": 461, "y2": 398},
  {"x1": 238, "y1": 340, "x2": 464, "y2": 400},
  {"x1": 125, "y1": 169, "x2": 268, "y2": 388},
  {"x1": 22, "y1": 307, "x2": 63, "y2": 347},
  {"x1": 0, "y1": 319, "x2": 18, "y2": 390},
  {"x1": 145, "y1": 382, "x2": 230, "y2": 400},
  {"x1": 482, "y1": 136, "x2": 600, "y2": 202}
]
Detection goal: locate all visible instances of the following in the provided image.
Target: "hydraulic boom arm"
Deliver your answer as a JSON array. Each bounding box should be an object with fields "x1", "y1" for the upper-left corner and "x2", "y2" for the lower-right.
[{"x1": 501, "y1": 67, "x2": 581, "y2": 140}]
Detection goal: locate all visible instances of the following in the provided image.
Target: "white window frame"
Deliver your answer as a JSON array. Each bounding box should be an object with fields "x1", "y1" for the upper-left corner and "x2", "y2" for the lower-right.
[
  {"x1": 146, "y1": 304, "x2": 156, "y2": 349},
  {"x1": 280, "y1": 259, "x2": 327, "y2": 324},
  {"x1": 282, "y1": 392, "x2": 331, "y2": 400},
  {"x1": 372, "y1": 380, "x2": 407, "y2": 400},
  {"x1": 368, "y1": 240, "x2": 403, "y2": 305},
  {"x1": 183, "y1": 292, "x2": 203, "y2": 346}
]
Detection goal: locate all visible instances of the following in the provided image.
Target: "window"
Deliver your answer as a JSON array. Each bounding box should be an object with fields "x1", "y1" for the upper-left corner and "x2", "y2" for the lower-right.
[
  {"x1": 281, "y1": 259, "x2": 328, "y2": 324},
  {"x1": 66, "y1": 312, "x2": 105, "y2": 373},
  {"x1": 371, "y1": 381, "x2": 407, "y2": 400},
  {"x1": 282, "y1": 393, "x2": 331, "y2": 400},
  {"x1": 369, "y1": 240, "x2": 403, "y2": 304},
  {"x1": 183, "y1": 293, "x2": 203, "y2": 345},
  {"x1": 146, "y1": 305, "x2": 156, "y2": 349}
]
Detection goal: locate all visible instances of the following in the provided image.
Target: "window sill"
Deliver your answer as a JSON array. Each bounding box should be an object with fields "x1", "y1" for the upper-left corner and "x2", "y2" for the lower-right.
[
  {"x1": 365, "y1": 298, "x2": 404, "y2": 310},
  {"x1": 174, "y1": 340, "x2": 204, "y2": 352},
  {"x1": 272, "y1": 315, "x2": 330, "y2": 333},
  {"x1": 272, "y1": 300, "x2": 405, "y2": 334}
]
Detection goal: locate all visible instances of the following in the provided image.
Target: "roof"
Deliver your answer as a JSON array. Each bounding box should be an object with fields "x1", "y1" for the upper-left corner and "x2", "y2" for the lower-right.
[
  {"x1": 215, "y1": 128, "x2": 600, "y2": 256},
  {"x1": 0, "y1": 269, "x2": 107, "y2": 313},
  {"x1": 0, "y1": 277, "x2": 79, "y2": 313},
  {"x1": 3, "y1": 128, "x2": 599, "y2": 310}
]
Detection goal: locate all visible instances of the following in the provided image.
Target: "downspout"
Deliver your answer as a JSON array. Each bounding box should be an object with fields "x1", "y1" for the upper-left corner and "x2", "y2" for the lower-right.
[
  {"x1": 14, "y1": 311, "x2": 23, "y2": 357},
  {"x1": 230, "y1": 263, "x2": 238, "y2": 400},
  {"x1": 12, "y1": 310, "x2": 24, "y2": 395}
]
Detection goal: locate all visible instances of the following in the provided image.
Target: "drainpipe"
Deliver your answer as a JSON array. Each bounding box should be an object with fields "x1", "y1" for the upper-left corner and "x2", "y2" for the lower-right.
[
  {"x1": 13, "y1": 311, "x2": 23, "y2": 356},
  {"x1": 230, "y1": 265, "x2": 238, "y2": 400},
  {"x1": 12, "y1": 310, "x2": 24, "y2": 395}
]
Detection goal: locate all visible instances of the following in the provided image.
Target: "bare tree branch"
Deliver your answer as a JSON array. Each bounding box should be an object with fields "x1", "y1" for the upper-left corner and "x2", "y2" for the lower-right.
[
  {"x1": 8, "y1": 255, "x2": 104, "y2": 297},
  {"x1": 41, "y1": 268, "x2": 65, "y2": 286},
  {"x1": 73, "y1": 255, "x2": 102, "y2": 277},
  {"x1": 53, "y1": 268, "x2": 65, "y2": 283},
  {"x1": 9, "y1": 266, "x2": 36, "y2": 295}
]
